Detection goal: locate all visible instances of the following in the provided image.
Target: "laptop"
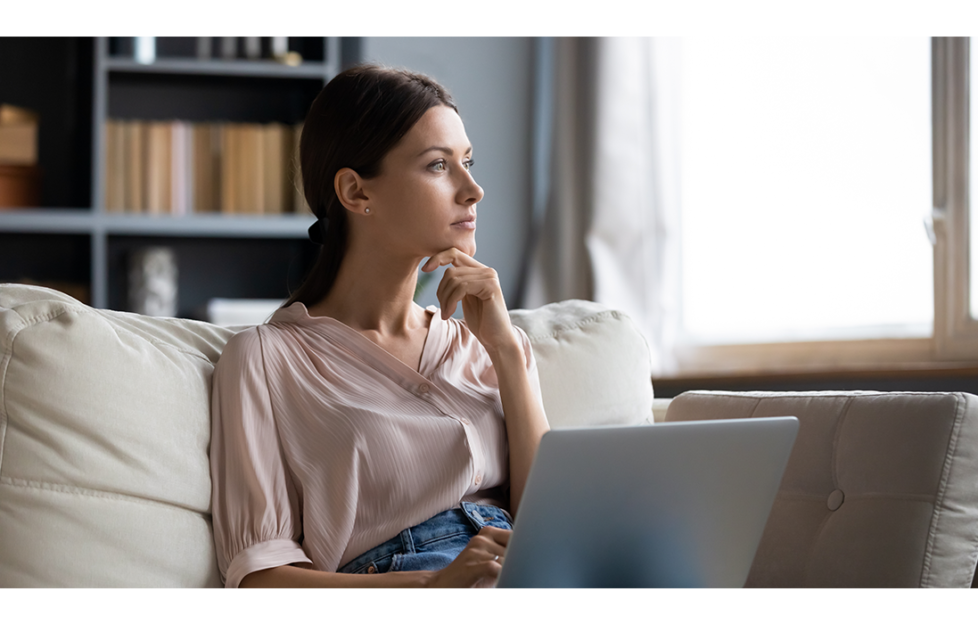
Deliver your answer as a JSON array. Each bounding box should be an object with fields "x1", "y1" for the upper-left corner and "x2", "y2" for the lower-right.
[{"x1": 495, "y1": 416, "x2": 799, "y2": 588}]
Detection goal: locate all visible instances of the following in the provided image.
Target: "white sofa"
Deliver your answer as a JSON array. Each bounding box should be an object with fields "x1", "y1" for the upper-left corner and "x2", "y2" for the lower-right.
[{"x1": 2, "y1": 283, "x2": 977, "y2": 587}]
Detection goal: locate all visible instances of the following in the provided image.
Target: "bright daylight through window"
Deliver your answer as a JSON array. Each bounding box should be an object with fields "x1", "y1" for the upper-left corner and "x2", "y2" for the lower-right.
[{"x1": 679, "y1": 38, "x2": 933, "y2": 346}]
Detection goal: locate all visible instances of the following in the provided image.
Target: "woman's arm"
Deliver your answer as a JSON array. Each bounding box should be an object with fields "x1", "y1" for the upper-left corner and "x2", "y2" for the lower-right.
[
  {"x1": 240, "y1": 526, "x2": 510, "y2": 588},
  {"x1": 241, "y1": 565, "x2": 431, "y2": 588},
  {"x1": 424, "y1": 248, "x2": 550, "y2": 516},
  {"x1": 484, "y1": 338, "x2": 550, "y2": 516}
]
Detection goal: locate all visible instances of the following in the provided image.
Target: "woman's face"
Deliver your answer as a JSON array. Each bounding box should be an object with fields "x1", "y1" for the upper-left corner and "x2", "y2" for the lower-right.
[{"x1": 360, "y1": 105, "x2": 484, "y2": 259}]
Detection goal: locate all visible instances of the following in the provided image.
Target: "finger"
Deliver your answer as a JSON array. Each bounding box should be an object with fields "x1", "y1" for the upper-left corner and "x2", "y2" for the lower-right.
[
  {"x1": 422, "y1": 247, "x2": 485, "y2": 272},
  {"x1": 440, "y1": 279, "x2": 498, "y2": 320},
  {"x1": 477, "y1": 526, "x2": 512, "y2": 547},
  {"x1": 435, "y1": 267, "x2": 461, "y2": 319},
  {"x1": 439, "y1": 281, "x2": 469, "y2": 321},
  {"x1": 436, "y1": 267, "x2": 498, "y2": 299},
  {"x1": 436, "y1": 268, "x2": 495, "y2": 312},
  {"x1": 465, "y1": 538, "x2": 508, "y2": 565}
]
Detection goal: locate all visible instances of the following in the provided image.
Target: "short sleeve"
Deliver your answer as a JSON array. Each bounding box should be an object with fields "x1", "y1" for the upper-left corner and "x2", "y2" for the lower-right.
[{"x1": 210, "y1": 327, "x2": 312, "y2": 588}]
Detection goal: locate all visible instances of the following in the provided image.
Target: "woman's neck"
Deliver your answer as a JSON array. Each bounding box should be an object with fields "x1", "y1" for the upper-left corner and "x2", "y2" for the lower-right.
[{"x1": 306, "y1": 241, "x2": 427, "y2": 337}]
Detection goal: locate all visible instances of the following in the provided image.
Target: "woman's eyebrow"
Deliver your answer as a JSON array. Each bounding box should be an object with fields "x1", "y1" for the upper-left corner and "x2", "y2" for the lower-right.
[{"x1": 416, "y1": 145, "x2": 473, "y2": 157}]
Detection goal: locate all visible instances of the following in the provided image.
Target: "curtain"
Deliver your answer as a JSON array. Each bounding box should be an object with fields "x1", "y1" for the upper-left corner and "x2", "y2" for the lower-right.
[{"x1": 523, "y1": 37, "x2": 681, "y2": 376}]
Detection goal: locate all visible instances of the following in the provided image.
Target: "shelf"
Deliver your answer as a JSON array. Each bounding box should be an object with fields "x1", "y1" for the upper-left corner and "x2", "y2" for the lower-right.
[
  {"x1": 0, "y1": 37, "x2": 343, "y2": 312},
  {"x1": 0, "y1": 209, "x2": 315, "y2": 238},
  {"x1": 105, "y1": 58, "x2": 330, "y2": 79},
  {"x1": 0, "y1": 209, "x2": 93, "y2": 233},
  {"x1": 103, "y1": 213, "x2": 316, "y2": 238},
  {"x1": 105, "y1": 236, "x2": 316, "y2": 317}
]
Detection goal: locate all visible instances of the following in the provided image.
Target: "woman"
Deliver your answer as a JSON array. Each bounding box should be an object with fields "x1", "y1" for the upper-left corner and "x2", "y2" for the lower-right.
[{"x1": 209, "y1": 63, "x2": 550, "y2": 588}]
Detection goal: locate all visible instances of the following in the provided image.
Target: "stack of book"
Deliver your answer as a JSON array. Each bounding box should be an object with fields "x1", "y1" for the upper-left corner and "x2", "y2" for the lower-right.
[{"x1": 103, "y1": 120, "x2": 311, "y2": 215}]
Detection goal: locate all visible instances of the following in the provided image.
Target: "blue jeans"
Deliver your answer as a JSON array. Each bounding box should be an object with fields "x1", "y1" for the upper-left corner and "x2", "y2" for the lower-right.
[{"x1": 338, "y1": 503, "x2": 513, "y2": 574}]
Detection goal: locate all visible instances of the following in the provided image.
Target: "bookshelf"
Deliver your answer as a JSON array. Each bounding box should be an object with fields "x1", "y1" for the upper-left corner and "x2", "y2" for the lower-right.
[{"x1": 0, "y1": 37, "x2": 345, "y2": 317}]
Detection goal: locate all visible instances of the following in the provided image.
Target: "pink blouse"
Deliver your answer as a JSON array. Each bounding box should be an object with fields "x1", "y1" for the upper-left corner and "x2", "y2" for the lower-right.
[{"x1": 209, "y1": 302, "x2": 541, "y2": 588}]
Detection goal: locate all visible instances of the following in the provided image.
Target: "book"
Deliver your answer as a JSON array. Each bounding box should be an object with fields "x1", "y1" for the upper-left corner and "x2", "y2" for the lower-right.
[
  {"x1": 145, "y1": 121, "x2": 172, "y2": 214},
  {"x1": 239, "y1": 124, "x2": 264, "y2": 214},
  {"x1": 123, "y1": 121, "x2": 146, "y2": 213},
  {"x1": 192, "y1": 123, "x2": 220, "y2": 213},
  {"x1": 220, "y1": 123, "x2": 239, "y2": 214},
  {"x1": 170, "y1": 121, "x2": 192, "y2": 216},
  {"x1": 103, "y1": 120, "x2": 126, "y2": 212},
  {"x1": 261, "y1": 123, "x2": 290, "y2": 214}
]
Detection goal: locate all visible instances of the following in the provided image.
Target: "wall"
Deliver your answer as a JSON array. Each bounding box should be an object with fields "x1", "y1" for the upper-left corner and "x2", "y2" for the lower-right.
[{"x1": 360, "y1": 37, "x2": 535, "y2": 308}]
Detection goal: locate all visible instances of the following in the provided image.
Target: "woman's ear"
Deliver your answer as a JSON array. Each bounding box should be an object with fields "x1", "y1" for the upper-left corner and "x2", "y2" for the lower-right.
[{"x1": 334, "y1": 167, "x2": 369, "y2": 213}]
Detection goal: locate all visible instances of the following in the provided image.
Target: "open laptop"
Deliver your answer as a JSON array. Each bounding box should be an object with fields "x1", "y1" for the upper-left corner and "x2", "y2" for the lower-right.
[{"x1": 495, "y1": 416, "x2": 799, "y2": 588}]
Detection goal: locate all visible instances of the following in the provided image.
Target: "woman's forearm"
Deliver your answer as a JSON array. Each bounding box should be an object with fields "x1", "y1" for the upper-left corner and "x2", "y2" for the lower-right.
[
  {"x1": 487, "y1": 340, "x2": 550, "y2": 517},
  {"x1": 240, "y1": 564, "x2": 434, "y2": 588},
  {"x1": 243, "y1": 524, "x2": 510, "y2": 588}
]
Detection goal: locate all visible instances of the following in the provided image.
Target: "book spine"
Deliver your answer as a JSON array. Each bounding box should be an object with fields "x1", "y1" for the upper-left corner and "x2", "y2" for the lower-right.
[
  {"x1": 145, "y1": 122, "x2": 172, "y2": 215},
  {"x1": 221, "y1": 123, "x2": 237, "y2": 214},
  {"x1": 104, "y1": 120, "x2": 125, "y2": 212},
  {"x1": 124, "y1": 121, "x2": 145, "y2": 213}
]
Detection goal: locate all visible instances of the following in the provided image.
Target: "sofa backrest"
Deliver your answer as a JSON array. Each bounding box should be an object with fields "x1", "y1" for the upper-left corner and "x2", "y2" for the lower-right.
[
  {"x1": 0, "y1": 284, "x2": 234, "y2": 587},
  {"x1": 0, "y1": 285, "x2": 653, "y2": 587}
]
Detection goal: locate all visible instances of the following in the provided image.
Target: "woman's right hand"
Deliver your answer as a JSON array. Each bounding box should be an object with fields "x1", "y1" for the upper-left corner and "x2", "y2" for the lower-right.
[{"x1": 425, "y1": 526, "x2": 511, "y2": 588}]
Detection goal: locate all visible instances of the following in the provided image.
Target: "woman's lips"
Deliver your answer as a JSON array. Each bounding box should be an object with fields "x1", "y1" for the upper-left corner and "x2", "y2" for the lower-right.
[{"x1": 452, "y1": 218, "x2": 476, "y2": 230}]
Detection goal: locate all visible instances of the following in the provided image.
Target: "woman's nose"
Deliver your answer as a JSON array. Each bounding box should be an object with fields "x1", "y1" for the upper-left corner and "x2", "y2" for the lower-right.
[{"x1": 459, "y1": 170, "x2": 484, "y2": 205}]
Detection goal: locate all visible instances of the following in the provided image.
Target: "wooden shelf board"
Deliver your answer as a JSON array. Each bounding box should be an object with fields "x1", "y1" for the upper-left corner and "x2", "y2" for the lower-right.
[
  {"x1": 0, "y1": 209, "x2": 315, "y2": 238},
  {"x1": 105, "y1": 58, "x2": 329, "y2": 79},
  {"x1": 102, "y1": 213, "x2": 315, "y2": 238},
  {"x1": 0, "y1": 209, "x2": 94, "y2": 234}
]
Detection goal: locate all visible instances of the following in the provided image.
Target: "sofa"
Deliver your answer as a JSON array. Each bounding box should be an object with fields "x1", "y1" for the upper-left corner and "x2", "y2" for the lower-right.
[{"x1": 1, "y1": 283, "x2": 977, "y2": 587}]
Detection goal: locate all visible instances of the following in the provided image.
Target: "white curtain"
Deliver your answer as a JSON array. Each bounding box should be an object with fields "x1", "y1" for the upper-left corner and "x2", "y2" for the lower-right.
[{"x1": 524, "y1": 37, "x2": 681, "y2": 376}]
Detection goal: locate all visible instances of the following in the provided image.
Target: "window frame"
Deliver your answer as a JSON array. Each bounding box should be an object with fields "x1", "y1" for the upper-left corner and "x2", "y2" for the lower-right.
[{"x1": 933, "y1": 37, "x2": 978, "y2": 359}]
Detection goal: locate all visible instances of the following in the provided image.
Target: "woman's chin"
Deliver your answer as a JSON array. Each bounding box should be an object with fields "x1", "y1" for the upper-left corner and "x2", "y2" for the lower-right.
[
  {"x1": 445, "y1": 232, "x2": 476, "y2": 257},
  {"x1": 424, "y1": 234, "x2": 476, "y2": 258},
  {"x1": 461, "y1": 230, "x2": 478, "y2": 256}
]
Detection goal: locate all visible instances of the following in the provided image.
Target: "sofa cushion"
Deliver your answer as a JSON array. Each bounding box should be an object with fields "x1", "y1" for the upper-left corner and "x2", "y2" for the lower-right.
[
  {"x1": 0, "y1": 284, "x2": 235, "y2": 587},
  {"x1": 665, "y1": 390, "x2": 978, "y2": 587},
  {"x1": 509, "y1": 299, "x2": 654, "y2": 429}
]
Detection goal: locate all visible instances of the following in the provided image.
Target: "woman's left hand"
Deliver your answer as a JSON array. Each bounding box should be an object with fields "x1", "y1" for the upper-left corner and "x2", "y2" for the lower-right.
[
  {"x1": 424, "y1": 248, "x2": 549, "y2": 518},
  {"x1": 422, "y1": 248, "x2": 518, "y2": 354}
]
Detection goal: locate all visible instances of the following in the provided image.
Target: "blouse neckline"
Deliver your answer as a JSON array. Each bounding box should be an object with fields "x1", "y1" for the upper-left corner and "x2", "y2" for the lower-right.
[{"x1": 269, "y1": 302, "x2": 444, "y2": 386}]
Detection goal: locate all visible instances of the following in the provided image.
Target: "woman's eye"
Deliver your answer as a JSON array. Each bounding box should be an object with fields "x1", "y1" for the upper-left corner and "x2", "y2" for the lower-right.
[
  {"x1": 430, "y1": 161, "x2": 446, "y2": 172},
  {"x1": 463, "y1": 159, "x2": 475, "y2": 171}
]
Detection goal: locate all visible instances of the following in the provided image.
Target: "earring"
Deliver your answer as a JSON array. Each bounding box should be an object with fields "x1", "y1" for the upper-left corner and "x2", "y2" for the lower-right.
[{"x1": 364, "y1": 208, "x2": 371, "y2": 214}]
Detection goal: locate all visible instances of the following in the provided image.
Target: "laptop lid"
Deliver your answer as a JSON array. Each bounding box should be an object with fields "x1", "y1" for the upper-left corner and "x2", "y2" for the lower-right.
[{"x1": 495, "y1": 416, "x2": 799, "y2": 588}]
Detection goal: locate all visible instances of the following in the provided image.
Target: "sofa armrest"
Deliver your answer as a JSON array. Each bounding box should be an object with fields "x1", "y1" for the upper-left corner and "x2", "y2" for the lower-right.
[{"x1": 666, "y1": 390, "x2": 978, "y2": 587}]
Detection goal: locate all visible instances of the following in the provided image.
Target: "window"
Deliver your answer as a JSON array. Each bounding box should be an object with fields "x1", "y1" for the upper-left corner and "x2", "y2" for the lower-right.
[{"x1": 672, "y1": 37, "x2": 973, "y2": 375}]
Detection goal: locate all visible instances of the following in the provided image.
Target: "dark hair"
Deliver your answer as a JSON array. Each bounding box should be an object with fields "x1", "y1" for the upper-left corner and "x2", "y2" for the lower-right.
[{"x1": 284, "y1": 63, "x2": 458, "y2": 308}]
